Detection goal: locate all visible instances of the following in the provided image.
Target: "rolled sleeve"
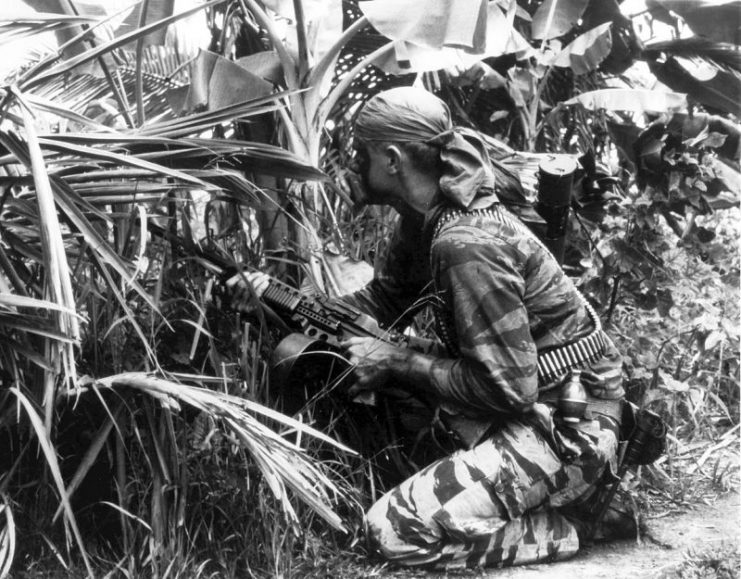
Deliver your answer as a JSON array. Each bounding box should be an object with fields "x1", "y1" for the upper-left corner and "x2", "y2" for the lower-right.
[{"x1": 341, "y1": 213, "x2": 431, "y2": 328}]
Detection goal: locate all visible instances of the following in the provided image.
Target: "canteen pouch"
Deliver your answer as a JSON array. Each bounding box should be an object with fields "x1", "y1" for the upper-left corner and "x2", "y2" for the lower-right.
[{"x1": 620, "y1": 401, "x2": 667, "y2": 466}]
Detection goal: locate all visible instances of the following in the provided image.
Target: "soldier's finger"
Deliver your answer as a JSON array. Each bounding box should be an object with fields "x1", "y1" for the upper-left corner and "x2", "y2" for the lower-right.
[
  {"x1": 225, "y1": 272, "x2": 243, "y2": 288},
  {"x1": 250, "y1": 273, "x2": 271, "y2": 296},
  {"x1": 226, "y1": 271, "x2": 270, "y2": 297},
  {"x1": 340, "y1": 337, "x2": 367, "y2": 349}
]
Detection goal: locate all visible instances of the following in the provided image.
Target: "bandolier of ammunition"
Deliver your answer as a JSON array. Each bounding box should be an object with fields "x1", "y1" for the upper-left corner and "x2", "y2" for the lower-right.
[{"x1": 432, "y1": 204, "x2": 608, "y2": 386}]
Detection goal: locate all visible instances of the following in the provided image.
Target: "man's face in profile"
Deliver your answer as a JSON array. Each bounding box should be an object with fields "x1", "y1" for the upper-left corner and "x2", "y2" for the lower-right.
[{"x1": 346, "y1": 140, "x2": 398, "y2": 207}]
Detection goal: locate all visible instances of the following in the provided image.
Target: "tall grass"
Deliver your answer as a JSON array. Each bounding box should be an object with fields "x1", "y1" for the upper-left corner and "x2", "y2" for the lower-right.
[{"x1": 0, "y1": 7, "x2": 368, "y2": 576}]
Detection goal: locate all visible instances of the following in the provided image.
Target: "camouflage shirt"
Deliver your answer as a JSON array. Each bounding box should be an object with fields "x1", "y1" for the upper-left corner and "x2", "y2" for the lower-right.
[{"x1": 343, "y1": 202, "x2": 624, "y2": 420}]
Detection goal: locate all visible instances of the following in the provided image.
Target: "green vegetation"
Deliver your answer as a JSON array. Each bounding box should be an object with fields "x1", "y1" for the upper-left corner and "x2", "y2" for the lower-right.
[
  {"x1": 0, "y1": 1, "x2": 738, "y2": 577},
  {"x1": 656, "y1": 544, "x2": 741, "y2": 579}
]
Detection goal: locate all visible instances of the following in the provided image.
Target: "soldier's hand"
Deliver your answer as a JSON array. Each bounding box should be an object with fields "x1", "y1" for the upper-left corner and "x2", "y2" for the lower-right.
[
  {"x1": 225, "y1": 271, "x2": 270, "y2": 314},
  {"x1": 341, "y1": 337, "x2": 405, "y2": 397}
]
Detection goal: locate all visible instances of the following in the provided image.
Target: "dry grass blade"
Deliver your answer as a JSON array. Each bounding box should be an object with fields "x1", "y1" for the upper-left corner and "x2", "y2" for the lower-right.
[
  {"x1": 93, "y1": 372, "x2": 352, "y2": 531},
  {"x1": 22, "y1": 93, "x2": 117, "y2": 133},
  {"x1": 0, "y1": 129, "x2": 162, "y2": 328},
  {"x1": 15, "y1": 94, "x2": 80, "y2": 345},
  {"x1": 0, "y1": 293, "x2": 79, "y2": 315},
  {"x1": 38, "y1": 137, "x2": 216, "y2": 190},
  {"x1": 0, "y1": 336, "x2": 53, "y2": 371},
  {"x1": 52, "y1": 404, "x2": 121, "y2": 524},
  {"x1": 97, "y1": 502, "x2": 152, "y2": 533},
  {"x1": 0, "y1": 495, "x2": 16, "y2": 579},
  {"x1": 0, "y1": 14, "x2": 94, "y2": 44},
  {"x1": 10, "y1": 388, "x2": 93, "y2": 577},
  {"x1": 0, "y1": 313, "x2": 75, "y2": 342}
]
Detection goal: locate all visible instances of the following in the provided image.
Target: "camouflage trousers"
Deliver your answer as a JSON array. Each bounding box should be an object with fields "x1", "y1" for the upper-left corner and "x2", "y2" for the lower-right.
[{"x1": 364, "y1": 403, "x2": 618, "y2": 569}]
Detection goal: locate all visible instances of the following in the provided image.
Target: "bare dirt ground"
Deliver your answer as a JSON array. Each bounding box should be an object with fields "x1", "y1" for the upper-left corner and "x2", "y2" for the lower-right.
[
  {"x1": 367, "y1": 490, "x2": 740, "y2": 579},
  {"x1": 488, "y1": 490, "x2": 741, "y2": 579},
  {"x1": 362, "y1": 438, "x2": 741, "y2": 579}
]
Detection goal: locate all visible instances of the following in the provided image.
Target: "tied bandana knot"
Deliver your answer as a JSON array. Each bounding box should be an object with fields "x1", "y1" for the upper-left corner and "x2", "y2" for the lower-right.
[
  {"x1": 426, "y1": 127, "x2": 496, "y2": 209},
  {"x1": 355, "y1": 87, "x2": 498, "y2": 210}
]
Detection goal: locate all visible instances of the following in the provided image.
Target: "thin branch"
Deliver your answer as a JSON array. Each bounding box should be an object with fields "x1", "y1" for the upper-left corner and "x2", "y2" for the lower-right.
[
  {"x1": 605, "y1": 274, "x2": 621, "y2": 327},
  {"x1": 238, "y1": 0, "x2": 298, "y2": 91},
  {"x1": 135, "y1": 0, "x2": 151, "y2": 127},
  {"x1": 307, "y1": 15, "x2": 368, "y2": 89},
  {"x1": 293, "y1": 0, "x2": 309, "y2": 79}
]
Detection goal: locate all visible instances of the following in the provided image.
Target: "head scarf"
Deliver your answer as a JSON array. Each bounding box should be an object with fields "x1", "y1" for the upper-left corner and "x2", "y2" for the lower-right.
[{"x1": 354, "y1": 87, "x2": 497, "y2": 210}]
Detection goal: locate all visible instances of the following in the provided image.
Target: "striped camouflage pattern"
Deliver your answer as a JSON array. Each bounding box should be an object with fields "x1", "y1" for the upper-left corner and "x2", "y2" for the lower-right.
[
  {"x1": 365, "y1": 404, "x2": 618, "y2": 569},
  {"x1": 341, "y1": 210, "x2": 432, "y2": 329},
  {"x1": 343, "y1": 200, "x2": 624, "y2": 568},
  {"x1": 343, "y1": 204, "x2": 624, "y2": 415},
  {"x1": 427, "y1": 204, "x2": 623, "y2": 418}
]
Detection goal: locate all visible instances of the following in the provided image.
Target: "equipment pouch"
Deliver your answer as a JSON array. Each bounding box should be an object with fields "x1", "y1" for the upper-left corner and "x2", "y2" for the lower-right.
[{"x1": 620, "y1": 401, "x2": 667, "y2": 466}]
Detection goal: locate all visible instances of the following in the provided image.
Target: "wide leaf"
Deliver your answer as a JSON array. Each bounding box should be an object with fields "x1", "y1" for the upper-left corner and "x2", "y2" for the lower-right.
[
  {"x1": 22, "y1": 0, "x2": 226, "y2": 88},
  {"x1": 261, "y1": 0, "x2": 344, "y2": 67},
  {"x1": 643, "y1": 39, "x2": 741, "y2": 117},
  {"x1": 176, "y1": 50, "x2": 273, "y2": 114},
  {"x1": 115, "y1": 0, "x2": 175, "y2": 47},
  {"x1": 646, "y1": 0, "x2": 741, "y2": 45},
  {"x1": 552, "y1": 22, "x2": 613, "y2": 75},
  {"x1": 532, "y1": 0, "x2": 590, "y2": 40},
  {"x1": 564, "y1": 88, "x2": 687, "y2": 114},
  {"x1": 359, "y1": 0, "x2": 488, "y2": 52}
]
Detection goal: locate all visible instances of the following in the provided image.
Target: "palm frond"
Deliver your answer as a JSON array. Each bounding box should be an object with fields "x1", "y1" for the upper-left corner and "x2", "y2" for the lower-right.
[
  {"x1": 0, "y1": 312, "x2": 74, "y2": 342},
  {"x1": 21, "y1": 0, "x2": 227, "y2": 90},
  {"x1": 43, "y1": 131, "x2": 326, "y2": 181},
  {"x1": 92, "y1": 372, "x2": 352, "y2": 531},
  {"x1": 0, "y1": 14, "x2": 94, "y2": 45}
]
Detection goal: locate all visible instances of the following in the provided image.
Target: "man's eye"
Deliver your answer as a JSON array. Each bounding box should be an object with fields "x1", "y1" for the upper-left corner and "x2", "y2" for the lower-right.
[{"x1": 353, "y1": 149, "x2": 369, "y2": 173}]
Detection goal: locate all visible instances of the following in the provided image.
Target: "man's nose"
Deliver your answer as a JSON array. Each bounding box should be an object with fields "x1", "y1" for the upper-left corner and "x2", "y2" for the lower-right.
[
  {"x1": 348, "y1": 157, "x2": 361, "y2": 174},
  {"x1": 345, "y1": 171, "x2": 368, "y2": 206}
]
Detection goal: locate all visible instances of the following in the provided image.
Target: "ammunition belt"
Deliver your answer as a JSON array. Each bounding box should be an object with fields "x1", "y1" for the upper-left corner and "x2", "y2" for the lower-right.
[
  {"x1": 433, "y1": 204, "x2": 610, "y2": 384},
  {"x1": 537, "y1": 327, "x2": 608, "y2": 385}
]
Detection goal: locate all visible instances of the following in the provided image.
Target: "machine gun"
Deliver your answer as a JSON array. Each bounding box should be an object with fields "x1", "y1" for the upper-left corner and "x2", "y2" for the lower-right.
[
  {"x1": 254, "y1": 275, "x2": 408, "y2": 348},
  {"x1": 236, "y1": 274, "x2": 411, "y2": 394},
  {"x1": 146, "y1": 222, "x2": 410, "y2": 392}
]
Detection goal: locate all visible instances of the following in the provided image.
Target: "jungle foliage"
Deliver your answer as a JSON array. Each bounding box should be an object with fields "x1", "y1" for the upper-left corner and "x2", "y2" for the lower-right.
[{"x1": 0, "y1": 0, "x2": 738, "y2": 577}]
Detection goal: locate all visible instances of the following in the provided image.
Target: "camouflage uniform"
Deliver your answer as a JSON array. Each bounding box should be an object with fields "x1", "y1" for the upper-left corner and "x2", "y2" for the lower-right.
[{"x1": 344, "y1": 201, "x2": 624, "y2": 569}]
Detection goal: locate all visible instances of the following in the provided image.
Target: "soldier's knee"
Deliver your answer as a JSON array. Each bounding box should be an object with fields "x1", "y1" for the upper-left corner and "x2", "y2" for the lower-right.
[
  {"x1": 364, "y1": 494, "x2": 443, "y2": 564},
  {"x1": 364, "y1": 496, "x2": 396, "y2": 556}
]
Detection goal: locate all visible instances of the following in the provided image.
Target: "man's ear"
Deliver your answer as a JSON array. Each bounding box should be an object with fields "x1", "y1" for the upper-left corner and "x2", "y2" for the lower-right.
[{"x1": 383, "y1": 144, "x2": 403, "y2": 175}]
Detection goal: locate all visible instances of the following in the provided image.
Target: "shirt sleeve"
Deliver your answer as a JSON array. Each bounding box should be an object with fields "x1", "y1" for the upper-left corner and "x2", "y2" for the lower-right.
[
  {"x1": 340, "y1": 213, "x2": 431, "y2": 329},
  {"x1": 429, "y1": 227, "x2": 539, "y2": 416}
]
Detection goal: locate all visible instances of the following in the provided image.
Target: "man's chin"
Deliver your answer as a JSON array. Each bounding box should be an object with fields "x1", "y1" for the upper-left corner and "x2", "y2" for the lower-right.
[
  {"x1": 365, "y1": 193, "x2": 396, "y2": 206},
  {"x1": 356, "y1": 187, "x2": 396, "y2": 208}
]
